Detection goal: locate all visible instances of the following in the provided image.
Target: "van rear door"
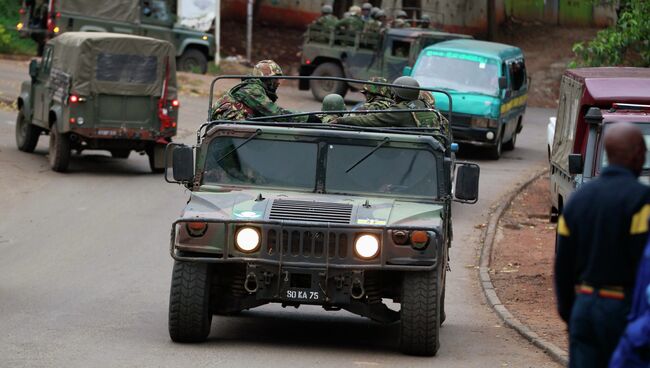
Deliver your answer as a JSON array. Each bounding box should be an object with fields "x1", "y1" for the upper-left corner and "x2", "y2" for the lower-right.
[{"x1": 97, "y1": 95, "x2": 156, "y2": 128}]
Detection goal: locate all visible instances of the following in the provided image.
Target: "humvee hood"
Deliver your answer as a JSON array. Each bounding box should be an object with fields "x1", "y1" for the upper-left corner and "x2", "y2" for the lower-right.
[{"x1": 181, "y1": 190, "x2": 443, "y2": 228}]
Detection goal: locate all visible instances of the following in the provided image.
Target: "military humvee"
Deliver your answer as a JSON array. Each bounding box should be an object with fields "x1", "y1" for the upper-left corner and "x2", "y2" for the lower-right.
[
  {"x1": 15, "y1": 32, "x2": 179, "y2": 173},
  {"x1": 164, "y1": 76, "x2": 480, "y2": 356},
  {"x1": 299, "y1": 26, "x2": 472, "y2": 101}
]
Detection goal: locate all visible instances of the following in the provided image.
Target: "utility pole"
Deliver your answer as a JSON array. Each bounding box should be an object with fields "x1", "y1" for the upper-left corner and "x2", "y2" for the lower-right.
[
  {"x1": 214, "y1": 0, "x2": 221, "y2": 66},
  {"x1": 487, "y1": 0, "x2": 496, "y2": 40},
  {"x1": 246, "y1": 0, "x2": 253, "y2": 62}
]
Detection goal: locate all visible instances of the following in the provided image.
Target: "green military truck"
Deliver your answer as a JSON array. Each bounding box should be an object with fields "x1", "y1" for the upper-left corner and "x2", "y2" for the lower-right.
[
  {"x1": 17, "y1": 0, "x2": 215, "y2": 73},
  {"x1": 15, "y1": 32, "x2": 179, "y2": 173},
  {"x1": 163, "y1": 76, "x2": 480, "y2": 356},
  {"x1": 299, "y1": 26, "x2": 471, "y2": 101}
]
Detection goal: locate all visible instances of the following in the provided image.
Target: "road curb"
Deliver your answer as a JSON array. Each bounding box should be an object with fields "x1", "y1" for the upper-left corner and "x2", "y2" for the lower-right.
[{"x1": 478, "y1": 168, "x2": 569, "y2": 366}]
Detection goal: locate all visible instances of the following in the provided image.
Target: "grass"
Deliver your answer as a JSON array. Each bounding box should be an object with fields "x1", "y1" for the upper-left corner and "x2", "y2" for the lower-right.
[{"x1": 0, "y1": 0, "x2": 38, "y2": 55}]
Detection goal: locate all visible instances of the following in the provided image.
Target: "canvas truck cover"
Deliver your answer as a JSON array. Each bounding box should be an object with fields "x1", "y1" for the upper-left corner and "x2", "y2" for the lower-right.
[
  {"x1": 57, "y1": 0, "x2": 140, "y2": 23},
  {"x1": 48, "y1": 32, "x2": 177, "y2": 98},
  {"x1": 551, "y1": 67, "x2": 650, "y2": 172}
]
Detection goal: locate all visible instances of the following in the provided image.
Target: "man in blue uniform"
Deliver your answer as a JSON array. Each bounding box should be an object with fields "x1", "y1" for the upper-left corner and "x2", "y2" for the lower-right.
[{"x1": 555, "y1": 122, "x2": 650, "y2": 368}]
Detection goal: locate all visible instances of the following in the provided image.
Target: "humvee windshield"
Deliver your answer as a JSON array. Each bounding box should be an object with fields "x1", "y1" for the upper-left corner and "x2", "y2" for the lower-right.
[
  {"x1": 202, "y1": 136, "x2": 438, "y2": 197},
  {"x1": 412, "y1": 51, "x2": 500, "y2": 96}
]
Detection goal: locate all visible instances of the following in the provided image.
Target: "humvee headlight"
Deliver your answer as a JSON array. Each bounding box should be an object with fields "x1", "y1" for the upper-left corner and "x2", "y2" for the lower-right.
[
  {"x1": 235, "y1": 227, "x2": 261, "y2": 253},
  {"x1": 354, "y1": 234, "x2": 379, "y2": 259}
]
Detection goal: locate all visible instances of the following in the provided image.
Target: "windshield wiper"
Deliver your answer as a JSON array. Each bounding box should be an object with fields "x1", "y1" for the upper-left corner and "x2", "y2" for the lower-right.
[
  {"x1": 215, "y1": 129, "x2": 262, "y2": 164},
  {"x1": 346, "y1": 137, "x2": 390, "y2": 173}
]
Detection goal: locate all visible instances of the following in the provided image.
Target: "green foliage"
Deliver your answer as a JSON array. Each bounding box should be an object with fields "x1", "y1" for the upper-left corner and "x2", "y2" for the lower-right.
[
  {"x1": 570, "y1": 0, "x2": 650, "y2": 67},
  {"x1": 0, "y1": 0, "x2": 37, "y2": 55}
]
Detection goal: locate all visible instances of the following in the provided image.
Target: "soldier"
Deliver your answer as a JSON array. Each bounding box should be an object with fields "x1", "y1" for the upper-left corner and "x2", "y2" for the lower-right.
[
  {"x1": 336, "y1": 5, "x2": 364, "y2": 33},
  {"x1": 418, "y1": 91, "x2": 449, "y2": 136},
  {"x1": 312, "y1": 4, "x2": 338, "y2": 31},
  {"x1": 392, "y1": 10, "x2": 409, "y2": 28},
  {"x1": 359, "y1": 77, "x2": 394, "y2": 110},
  {"x1": 319, "y1": 94, "x2": 346, "y2": 124},
  {"x1": 211, "y1": 60, "x2": 309, "y2": 122},
  {"x1": 419, "y1": 13, "x2": 432, "y2": 29},
  {"x1": 334, "y1": 77, "x2": 439, "y2": 128},
  {"x1": 364, "y1": 10, "x2": 387, "y2": 33},
  {"x1": 361, "y1": 3, "x2": 373, "y2": 22}
]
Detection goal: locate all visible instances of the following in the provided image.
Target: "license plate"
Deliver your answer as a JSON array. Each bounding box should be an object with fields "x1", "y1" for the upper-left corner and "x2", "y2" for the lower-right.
[{"x1": 285, "y1": 289, "x2": 322, "y2": 302}]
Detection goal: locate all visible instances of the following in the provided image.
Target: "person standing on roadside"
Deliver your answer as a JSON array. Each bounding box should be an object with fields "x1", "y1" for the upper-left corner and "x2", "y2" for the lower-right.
[{"x1": 555, "y1": 122, "x2": 650, "y2": 368}]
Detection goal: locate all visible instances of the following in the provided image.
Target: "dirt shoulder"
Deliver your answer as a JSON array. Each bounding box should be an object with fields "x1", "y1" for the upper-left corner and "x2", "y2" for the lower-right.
[{"x1": 490, "y1": 175, "x2": 567, "y2": 352}]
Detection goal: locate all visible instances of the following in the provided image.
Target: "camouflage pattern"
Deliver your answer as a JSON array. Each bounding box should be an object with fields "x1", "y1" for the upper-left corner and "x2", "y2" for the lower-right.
[
  {"x1": 360, "y1": 77, "x2": 394, "y2": 111},
  {"x1": 336, "y1": 100, "x2": 425, "y2": 127},
  {"x1": 211, "y1": 79, "x2": 307, "y2": 122},
  {"x1": 392, "y1": 18, "x2": 408, "y2": 28},
  {"x1": 252, "y1": 60, "x2": 283, "y2": 78},
  {"x1": 312, "y1": 14, "x2": 338, "y2": 31},
  {"x1": 336, "y1": 6, "x2": 364, "y2": 33}
]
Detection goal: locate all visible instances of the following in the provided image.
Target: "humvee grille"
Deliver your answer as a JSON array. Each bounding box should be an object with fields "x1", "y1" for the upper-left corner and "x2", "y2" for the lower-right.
[
  {"x1": 269, "y1": 200, "x2": 353, "y2": 224},
  {"x1": 265, "y1": 229, "x2": 349, "y2": 259}
]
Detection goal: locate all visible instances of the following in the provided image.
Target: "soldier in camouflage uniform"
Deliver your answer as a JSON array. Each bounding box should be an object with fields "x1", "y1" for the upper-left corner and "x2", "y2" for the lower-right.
[
  {"x1": 392, "y1": 10, "x2": 409, "y2": 28},
  {"x1": 336, "y1": 5, "x2": 364, "y2": 33},
  {"x1": 364, "y1": 10, "x2": 386, "y2": 33},
  {"x1": 418, "y1": 90, "x2": 449, "y2": 136},
  {"x1": 211, "y1": 60, "x2": 308, "y2": 122},
  {"x1": 419, "y1": 14, "x2": 432, "y2": 29},
  {"x1": 319, "y1": 94, "x2": 346, "y2": 124},
  {"x1": 311, "y1": 5, "x2": 338, "y2": 31},
  {"x1": 359, "y1": 77, "x2": 394, "y2": 110}
]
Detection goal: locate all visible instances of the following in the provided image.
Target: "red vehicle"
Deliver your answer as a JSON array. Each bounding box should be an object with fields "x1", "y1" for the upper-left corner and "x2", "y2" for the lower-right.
[{"x1": 549, "y1": 67, "x2": 650, "y2": 220}]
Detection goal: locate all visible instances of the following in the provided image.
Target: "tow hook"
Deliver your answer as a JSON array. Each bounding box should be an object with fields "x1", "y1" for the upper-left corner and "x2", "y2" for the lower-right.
[
  {"x1": 244, "y1": 272, "x2": 259, "y2": 293},
  {"x1": 350, "y1": 278, "x2": 365, "y2": 299}
]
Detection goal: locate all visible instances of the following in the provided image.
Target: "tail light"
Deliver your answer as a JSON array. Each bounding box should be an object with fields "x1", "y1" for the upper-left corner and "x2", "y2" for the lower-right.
[
  {"x1": 69, "y1": 94, "x2": 79, "y2": 103},
  {"x1": 47, "y1": 18, "x2": 54, "y2": 32},
  {"x1": 19, "y1": 8, "x2": 25, "y2": 14},
  {"x1": 170, "y1": 99, "x2": 179, "y2": 108},
  {"x1": 158, "y1": 100, "x2": 177, "y2": 131}
]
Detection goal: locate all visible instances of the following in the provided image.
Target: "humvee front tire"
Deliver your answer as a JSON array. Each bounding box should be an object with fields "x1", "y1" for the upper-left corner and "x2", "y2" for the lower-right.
[
  {"x1": 169, "y1": 261, "x2": 212, "y2": 343},
  {"x1": 48, "y1": 124, "x2": 71, "y2": 172},
  {"x1": 178, "y1": 49, "x2": 208, "y2": 74},
  {"x1": 310, "y1": 63, "x2": 348, "y2": 101},
  {"x1": 15, "y1": 107, "x2": 41, "y2": 153},
  {"x1": 400, "y1": 269, "x2": 441, "y2": 356}
]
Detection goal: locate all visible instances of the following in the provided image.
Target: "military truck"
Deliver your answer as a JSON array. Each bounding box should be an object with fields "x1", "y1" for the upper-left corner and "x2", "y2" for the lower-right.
[
  {"x1": 164, "y1": 75, "x2": 480, "y2": 356},
  {"x1": 549, "y1": 67, "x2": 650, "y2": 221},
  {"x1": 15, "y1": 32, "x2": 179, "y2": 173},
  {"x1": 16, "y1": 0, "x2": 215, "y2": 73},
  {"x1": 299, "y1": 26, "x2": 471, "y2": 101}
]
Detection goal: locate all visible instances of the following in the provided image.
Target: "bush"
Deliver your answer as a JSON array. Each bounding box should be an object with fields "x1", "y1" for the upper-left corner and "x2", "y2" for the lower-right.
[
  {"x1": 570, "y1": 0, "x2": 650, "y2": 67},
  {"x1": 0, "y1": 0, "x2": 37, "y2": 55}
]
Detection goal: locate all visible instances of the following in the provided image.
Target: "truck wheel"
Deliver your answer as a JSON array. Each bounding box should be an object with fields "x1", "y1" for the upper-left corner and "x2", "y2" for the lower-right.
[
  {"x1": 15, "y1": 107, "x2": 40, "y2": 153},
  {"x1": 487, "y1": 133, "x2": 503, "y2": 160},
  {"x1": 110, "y1": 149, "x2": 130, "y2": 159},
  {"x1": 168, "y1": 261, "x2": 212, "y2": 343},
  {"x1": 400, "y1": 269, "x2": 441, "y2": 356},
  {"x1": 503, "y1": 132, "x2": 517, "y2": 151},
  {"x1": 147, "y1": 144, "x2": 165, "y2": 174},
  {"x1": 178, "y1": 49, "x2": 208, "y2": 74},
  {"x1": 48, "y1": 124, "x2": 71, "y2": 172},
  {"x1": 310, "y1": 63, "x2": 348, "y2": 101}
]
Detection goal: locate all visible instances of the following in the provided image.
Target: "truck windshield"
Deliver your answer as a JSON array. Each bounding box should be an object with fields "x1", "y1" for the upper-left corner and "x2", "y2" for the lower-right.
[
  {"x1": 599, "y1": 123, "x2": 650, "y2": 172},
  {"x1": 202, "y1": 137, "x2": 438, "y2": 197},
  {"x1": 326, "y1": 144, "x2": 437, "y2": 197},
  {"x1": 412, "y1": 51, "x2": 500, "y2": 96},
  {"x1": 203, "y1": 137, "x2": 318, "y2": 190}
]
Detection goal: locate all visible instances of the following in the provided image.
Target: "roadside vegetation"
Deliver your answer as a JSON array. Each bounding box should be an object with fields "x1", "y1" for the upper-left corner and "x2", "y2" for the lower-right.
[
  {"x1": 0, "y1": 0, "x2": 37, "y2": 55},
  {"x1": 571, "y1": 0, "x2": 649, "y2": 67}
]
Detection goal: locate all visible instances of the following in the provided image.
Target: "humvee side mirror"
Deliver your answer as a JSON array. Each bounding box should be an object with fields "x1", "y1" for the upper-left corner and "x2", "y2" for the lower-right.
[
  {"x1": 164, "y1": 144, "x2": 194, "y2": 183},
  {"x1": 454, "y1": 163, "x2": 480, "y2": 203},
  {"x1": 402, "y1": 66, "x2": 412, "y2": 76},
  {"x1": 568, "y1": 154, "x2": 583, "y2": 175},
  {"x1": 498, "y1": 76, "x2": 507, "y2": 90},
  {"x1": 29, "y1": 59, "x2": 39, "y2": 79}
]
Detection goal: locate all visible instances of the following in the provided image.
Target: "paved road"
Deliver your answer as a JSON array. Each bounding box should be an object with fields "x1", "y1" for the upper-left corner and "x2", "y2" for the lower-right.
[{"x1": 0, "y1": 59, "x2": 556, "y2": 367}]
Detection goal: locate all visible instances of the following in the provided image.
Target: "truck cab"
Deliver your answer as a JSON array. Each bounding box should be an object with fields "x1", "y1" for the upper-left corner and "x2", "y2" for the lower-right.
[
  {"x1": 299, "y1": 26, "x2": 471, "y2": 101},
  {"x1": 549, "y1": 68, "x2": 650, "y2": 220}
]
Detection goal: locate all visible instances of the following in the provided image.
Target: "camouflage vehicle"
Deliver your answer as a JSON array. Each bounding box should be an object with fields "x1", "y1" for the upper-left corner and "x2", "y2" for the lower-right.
[
  {"x1": 15, "y1": 32, "x2": 179, "y2": 172},
  {"x1": 164, "y1": 76, "x2": 480, "y2": 356},
  {"x1": 16, "y1": 0, "x2": 215, "y2": 73},
  {"x1": 299, "y1": 25, "x2": 471, "y2": 101}
]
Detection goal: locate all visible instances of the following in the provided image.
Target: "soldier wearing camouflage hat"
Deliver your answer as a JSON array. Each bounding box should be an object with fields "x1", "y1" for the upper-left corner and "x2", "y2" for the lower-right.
[
  {"x1": 361, "y1": 2, "x2": 373, "y2": 21},
  {"x1": 312, "y1": 4, "x2": 338, "y2": 31},
  {"x1": 319, "y1": 93, "x2": 346, "y2": 124},
  {"x1": 364, "y1": 9, "x2": 387, "y2": 33},
  {"x1": 336, "y1": 5, "x2": 364, "y2": 33},
  {"x1": 211, "y1": 60, "x2": 308, "y2": 122},
  {"x1": 359, "y1": 77, "x2": 395, "y2": 111}
]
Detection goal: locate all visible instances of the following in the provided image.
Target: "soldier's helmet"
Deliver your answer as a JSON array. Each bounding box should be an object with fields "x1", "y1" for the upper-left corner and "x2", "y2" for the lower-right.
[
  {"x1": 253, "y1": 60, "x2": 283, "y2": 92},
  {"x1": 419, "y1": 90, "x2": 436, "y2": 107},
  {"x1": 421, "y1": 13, "x2": 431, "y2": 21},
  {"x1": 362, "y1": 77, "x2": 391, "y2": 98},
  {"x1": 349, "y1": 5, "x2": 361, "y2": 16},
  {"x1": 392, "y1": 76, "x2": 420, "y2": 101},
  {"x1": 322, "y1": 94, "x2": 345, "y2": 112},
  {"x1": 396, "y1": 10, "x2": 408, "y2": 19},
  {"x1": 361, "y1": 3, "x2": 372, "y2": 11},
  {"x1": 321, "y1": 4, "x2": 333, "y2": 14},
  {"x1": 373, "y1": 10, "x2": 386, "y2": 20},
  {"x1": 370, "y1": 7, "x2": 379, "y2": 18}
]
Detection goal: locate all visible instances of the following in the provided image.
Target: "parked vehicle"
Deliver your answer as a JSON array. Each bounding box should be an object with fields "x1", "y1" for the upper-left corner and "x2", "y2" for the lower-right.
[
  {"x1": 15, "y1": 32, "x2": 179, "y2": 173},
  {"x1": 549, "y1": 67, "x2": 650, "y2": 221},
  {"x1": 407, "y1": 39, "x2": 528, "y2": 159},
  {"x1": 164, "y1": 75, "x2": 480, "y2": 356},
  {"x1": 16, "y1": 0, "x2": 215, "y2": 73},
  {"x1": 299, "y1": 26, "x2": 471, "y2": 101}
]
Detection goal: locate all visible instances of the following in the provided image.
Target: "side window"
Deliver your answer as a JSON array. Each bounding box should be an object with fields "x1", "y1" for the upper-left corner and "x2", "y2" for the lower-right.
[
  {"x1": 142, "y1": 0, "x2": 171, "y2": 23},
  {"x1": 391, "y1": 40, "x2": 411, "y2": 58},
  {"x1": 41, "y1": 46, "x2": 53, "y2": 74},
  {"x1": 508, "y1": 60, "x2": 526, "y2": 91}
]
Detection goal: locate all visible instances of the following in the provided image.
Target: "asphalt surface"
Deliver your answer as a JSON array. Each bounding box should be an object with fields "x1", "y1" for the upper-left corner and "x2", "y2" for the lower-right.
[{"x1": 0, "y1": 58, "x2": 557, "y2": 367}]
